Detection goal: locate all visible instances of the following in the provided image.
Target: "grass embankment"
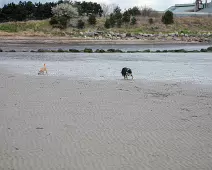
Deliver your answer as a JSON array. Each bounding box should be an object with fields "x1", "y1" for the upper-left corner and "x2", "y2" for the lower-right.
[{"x1": 0, "y1": 16, "x2": 212, "y2": 37}]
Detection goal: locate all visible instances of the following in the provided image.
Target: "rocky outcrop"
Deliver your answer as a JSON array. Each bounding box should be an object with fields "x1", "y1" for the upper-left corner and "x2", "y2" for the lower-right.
[{"x1": 76, "y1": 31, "x2": 212, "y2": 43}]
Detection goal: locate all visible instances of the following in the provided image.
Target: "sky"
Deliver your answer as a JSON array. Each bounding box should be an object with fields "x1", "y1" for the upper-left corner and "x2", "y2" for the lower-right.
[{"x1": 0, "y1": 0, "x2": 196, "y2": 11}]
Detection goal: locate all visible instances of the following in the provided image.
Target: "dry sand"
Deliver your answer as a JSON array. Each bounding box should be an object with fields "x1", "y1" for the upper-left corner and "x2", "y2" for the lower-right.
[{"x1": 0, "y1": 69, "x2": 212, "y2": 170}]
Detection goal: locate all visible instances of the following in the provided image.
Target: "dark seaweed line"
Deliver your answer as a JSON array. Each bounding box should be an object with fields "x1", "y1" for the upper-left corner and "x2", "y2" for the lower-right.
[{"x1": 1, "y1": 47, "x2": 212, "y2": 53}]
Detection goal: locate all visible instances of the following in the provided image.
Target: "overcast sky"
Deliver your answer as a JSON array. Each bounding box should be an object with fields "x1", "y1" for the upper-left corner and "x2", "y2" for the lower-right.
[{"x1": 0, "y1": 0, "x2": 195, "y2": 10}]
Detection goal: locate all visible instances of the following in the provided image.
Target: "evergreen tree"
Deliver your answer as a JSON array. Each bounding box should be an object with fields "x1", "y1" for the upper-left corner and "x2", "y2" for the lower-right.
[
  {"x1": 130, "y1": 16, "x2": 137, "y2": 25},
  {"x1": 104, "y1": 18, "x2": 110, "y2": 28},
  {"x1": 88, "y1": 14, "x2": 96, "y2": 25},
  {"x1": 162, "y1": 10, "x2": 174, "y2": 25}
]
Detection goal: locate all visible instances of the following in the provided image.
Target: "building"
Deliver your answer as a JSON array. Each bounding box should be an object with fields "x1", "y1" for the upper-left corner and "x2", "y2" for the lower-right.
[{"x1": 166, "y1": 0, "x2": 212, "y2": 16}]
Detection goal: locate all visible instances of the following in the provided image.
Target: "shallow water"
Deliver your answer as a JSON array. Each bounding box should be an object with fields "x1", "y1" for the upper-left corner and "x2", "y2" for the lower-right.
[{"x1": 0, "y1": 52, "x2": 212, "y2": 84}]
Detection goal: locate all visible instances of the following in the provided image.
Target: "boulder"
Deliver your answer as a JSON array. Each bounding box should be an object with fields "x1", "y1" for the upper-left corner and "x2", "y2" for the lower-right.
[
  {"x1": 207, "y1": 46, "x2": 212, "y2": 52},
  {"x1": 9, "y1": 50, "x2": 16, "y2": 52},
  {"x1": 83, "y1": 48, "x2": 93, "y2": 53},
  {"x1": 58, "y1": 48, "x2": 64, "y2": 52},
  {"x1": 95, "y1": 49, "x2": 105, "y2": 53},
  {"x1": 69, "y1": 49, "x2": 80, "y2": 53},
  {"x1": 38, "y1": 49, "x2": 48, "y2": 52}
]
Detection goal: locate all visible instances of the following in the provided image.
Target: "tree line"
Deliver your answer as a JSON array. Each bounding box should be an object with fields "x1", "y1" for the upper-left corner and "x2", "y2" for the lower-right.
[
  {"x1": 0, "y1": 0, "x2": 174, "y2": 28},
  {"x1": 0, "y1": 0, "x2": 103, "y2": 22}
]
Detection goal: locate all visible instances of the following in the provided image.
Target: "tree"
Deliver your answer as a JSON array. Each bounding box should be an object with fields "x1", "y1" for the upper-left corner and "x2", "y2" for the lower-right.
[
  {"x1": 109, "y1": 13, "x2": 116, "y2": 27},
  {"x1": 51, "y1": 3, "x2": 78, "y2": 19},
  {"x1": 75, "y1": 1, "x2": 103, "y2": 16},
  {"x1": 148, "y1": 18, "x2": 153, "y2": 24},
  {"x1": 88, "y1": 14, "x2": 96, "y2": 25},
  {"x1": 77, "y1": 19, "x2": 85, "y2": 29},
  {"x1": 128, "y1": 6, "x2": 141, "y2": 16},
  {"x1": 162, "y1": 10, "x2": 174, "y2": 25},
  {"x1": 130, "y1": 16, "x2": 137, "y2": 25},
  {"x1": 117, "y1": 19, "x2": 122, "y2": 27},
  {"x1": 50, "y1": 15, "x2": 68, "y2": 29},
  {"x1": 122, "y1": 11, "x2": 130, "y2": 23},
  {"x1": 104, "y1": 18, "x2": 110, "y2": 28},
  {"x1": 113, "y1": 6, "x2": 122, "y2": 27},
  {"x1": 0, "y1": 1, "x2": 57, "y2": 22},
  {"x1": 140, "y1": 6, "x2": 157, "y2": 17},
  {"x1": 51, "y1": 3, "x2": 78, "y2": 28},
  {"x1": 100, "y1": 3, "x2": 109, "y2": 17},
  {"x1": 113, "y1": 6, "x2": 122, "y2": 20},
  {"x1": 100, "y1": 3, "x2": 118, "y2": 17}
]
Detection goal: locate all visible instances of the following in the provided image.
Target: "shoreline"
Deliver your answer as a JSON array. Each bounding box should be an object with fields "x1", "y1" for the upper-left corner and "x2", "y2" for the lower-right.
[{"x1": 0, "y1": 36, "x2": 210, "y2": 45}]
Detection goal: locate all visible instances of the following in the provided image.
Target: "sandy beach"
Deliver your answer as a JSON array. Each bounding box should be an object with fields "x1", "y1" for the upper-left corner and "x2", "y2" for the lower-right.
[{"x1": 0, "y1": 67, "x2": 212, "y2": 170}]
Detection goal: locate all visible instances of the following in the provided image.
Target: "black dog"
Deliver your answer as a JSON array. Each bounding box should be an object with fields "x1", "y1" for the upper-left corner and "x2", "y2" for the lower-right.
[{"x1": 121, "y1": 67, "x2": 133, "y2": 79}]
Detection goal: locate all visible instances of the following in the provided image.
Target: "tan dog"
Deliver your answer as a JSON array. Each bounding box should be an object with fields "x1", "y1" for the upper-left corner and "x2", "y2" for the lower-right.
[{"x1": 38, "y1": 64, "x2": 47, "y2": 75}]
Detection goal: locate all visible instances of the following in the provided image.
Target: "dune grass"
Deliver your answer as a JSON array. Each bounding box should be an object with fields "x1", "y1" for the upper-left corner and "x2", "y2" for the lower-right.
[{"x1": 0, "y1": 16, "x2": 212, "y2": 37}]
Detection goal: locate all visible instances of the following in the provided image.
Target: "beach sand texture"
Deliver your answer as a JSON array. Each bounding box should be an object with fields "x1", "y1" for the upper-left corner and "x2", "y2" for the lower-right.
[{"x1": 0, "y1": 70, "x2": 212, "y2": 170}]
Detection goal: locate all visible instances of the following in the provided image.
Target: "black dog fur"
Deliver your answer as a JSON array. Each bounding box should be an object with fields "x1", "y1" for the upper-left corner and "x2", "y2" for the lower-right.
[{"x1": 121, "y1": 67, "x2": 133, "y2": 79}]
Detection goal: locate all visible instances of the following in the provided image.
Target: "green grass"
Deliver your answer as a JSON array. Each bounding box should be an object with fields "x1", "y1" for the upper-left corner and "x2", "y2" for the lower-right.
[
  {"x1": 0, "y1": 20, "x2": 50, "y2": 33},
  {"x1": 0, "y1": 16, "x2": 212, "y2": 37},
  {"x1": 0, "y1": 23, "x2": 18, "y2": 32}
]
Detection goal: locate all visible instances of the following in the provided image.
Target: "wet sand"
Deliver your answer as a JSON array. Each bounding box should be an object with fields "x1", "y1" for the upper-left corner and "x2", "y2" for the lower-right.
[{"x1": 0, "y1": 68, "x2": 212, "y2": 170}]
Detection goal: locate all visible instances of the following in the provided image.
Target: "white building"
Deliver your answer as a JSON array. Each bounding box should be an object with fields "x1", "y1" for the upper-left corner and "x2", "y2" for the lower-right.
[{"x1": 166, "y1": 0, "x2": 212, "y2": 16}]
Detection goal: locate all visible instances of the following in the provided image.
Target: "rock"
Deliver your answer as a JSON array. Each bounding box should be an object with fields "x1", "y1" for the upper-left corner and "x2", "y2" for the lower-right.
[
  {"x1": 174, "y1": 49, "x2": 187, "y2": 53},
  {"x1": 135, "y1": 35, "x2": 142, "y2": 39},
  {"x1": 96, "y1": 31, "x2": 104, "y2": 34},
  {"x1": 207, "y1": 46, "x2": 212, "y2": 52},
  {"x1": 127, "y1": 50, "x2": 141, "y2": 53},
  {"x1": 114, "y1": 33, "x2": 121, "y2": 37},
  {"x1": 168, "y1": 33, "x2": 175, "y2": 37},
  {"x1": 83, "y1": 48, "x2": 93, "y2": 53},
  {"x1": 200, "y1": 48, "x2": 207, "y2": 52},
  {"x1": 95, "y1": 49, "x2": 105, "y2": 53},
  {"x1": 69, "y1": 49, "x2": 80, "y2": 53},
  {"x1": 94, "y1": 32, "x2": 99, "y2": 36},
  {"x1": 57, "y1": 48, "x2": 64, "y2": 52},
  {"x1": 115, "y1": 49, "x2": 123, "y2": 53},
  {"x1": 9, "y1": 50, "x2": 16, "y2": 52},
  {"x1": 86, "y1": 32, "x2": 94, "y2": 37},
  {"x1": 38, "y1": 49, "x2": 48, "y2": 52},
  {"x1": 120, "y1": 33, "x2": 126, "y2": 39},
  {"x1": 107, "y1": 49, "x2": 123, "y2": 53},
  {"x1": 126, "y1": 33, "x2": 132, "y2": 37},
  {"x1": 158, "y1": 32, "x2": 163, "y2": 37},
  {"x1": 109, "y1": 31, "x2": 115, "y2": 36},
  {"x1": 143, "y1": 49, "x2": 151, "y2": 52}
]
